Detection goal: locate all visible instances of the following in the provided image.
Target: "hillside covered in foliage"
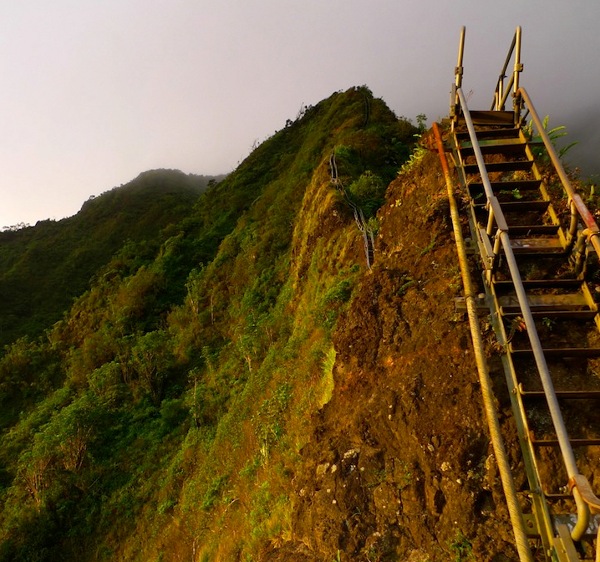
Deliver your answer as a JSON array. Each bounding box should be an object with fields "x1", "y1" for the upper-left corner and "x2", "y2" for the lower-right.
[
  {"x1": 0, "y1": 170, "x2": 220, "y2": 348},
  {"x1": 0, "y1": 87, "x2": 435, "y2": 561}
]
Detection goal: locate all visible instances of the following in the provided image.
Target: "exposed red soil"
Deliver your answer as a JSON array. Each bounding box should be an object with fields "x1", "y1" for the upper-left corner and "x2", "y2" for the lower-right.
[{"x1": 268, "y1": 147, "x2": 519, "y2": 561}]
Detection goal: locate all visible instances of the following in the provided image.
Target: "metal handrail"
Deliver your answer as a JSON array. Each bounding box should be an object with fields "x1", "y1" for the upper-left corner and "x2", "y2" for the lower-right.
[
  {"x1": 517, "y1": 86, "x2": 600, "y2": 257},
  {"x1": 450, "y1": 27, "x2": 466, "y2": 121},
  {"x1": 491, "y1": 26, "x2": 523, "y2": 112},
  {"x1": 433, "y1": 122, "x2": 535, "y2": 562},
  {"x1": 456, "y1": 90, "x2": 508, "y2": 233},
  {"x1": 329, "y1": 151, "x2": 375, "y2": 269},
  {"x1": 456, "y1": 86, "x2": 599, "y2": 541}
]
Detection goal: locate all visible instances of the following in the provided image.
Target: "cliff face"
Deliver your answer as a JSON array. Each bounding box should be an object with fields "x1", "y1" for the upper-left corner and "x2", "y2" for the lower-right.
[
  {"x1": 0, "y1": 87, "x2": 434, "y2": 561},
  {"x1": 273, "y1": 148, "x2": 518, "y2": 561}
]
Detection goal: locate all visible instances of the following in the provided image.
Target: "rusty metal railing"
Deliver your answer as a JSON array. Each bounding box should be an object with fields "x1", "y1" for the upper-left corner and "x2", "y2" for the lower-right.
[
  {"x1": 450, "y1": 24, "x2": 600, "y2": 560},
  {"x1": 450, "y1": 26, "x2": 465, "y2": 121},
  {"x1": 491, "y1": 26, "x2": 523, "y2": 114},
  {"x1": 517, "y1": 86, "x2": 600, "y2": 260},
  {"x1": 456, "y1": 86, "x2": 600, "y2": 544},
  {"x1": 433, "y1": 122, "x2": 534, "y2": 562}
]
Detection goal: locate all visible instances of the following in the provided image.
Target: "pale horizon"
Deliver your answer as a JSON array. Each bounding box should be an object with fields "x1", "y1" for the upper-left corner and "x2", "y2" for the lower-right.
[{"x1": 2, "y1": 0, "x2": 599, "y2": 228}]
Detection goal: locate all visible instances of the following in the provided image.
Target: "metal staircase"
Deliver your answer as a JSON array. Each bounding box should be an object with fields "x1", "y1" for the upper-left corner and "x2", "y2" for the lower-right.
[{"x1": 439, "y1": 26, "x2": 600, "y2": 561}]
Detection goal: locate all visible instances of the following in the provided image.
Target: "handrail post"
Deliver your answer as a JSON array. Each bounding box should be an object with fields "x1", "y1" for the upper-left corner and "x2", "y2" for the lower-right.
[
  {"x1": 491, "y1": 27, "x2": 519, "y2": 111},
  {"x1": 497, "y1": 80, "x2": 503, "y2": 111},
  {"x1": 513, "y1": 26, "x2": 522, "y2": 96},
  {"x1": 451, "y1": 27, "x2": 465, "y2": 120},
  {"x1": 455, "y1": 26, "x2": 465, "y2": 90},
  {"x1": 512, "y1": 26, "x2": 523, "y2": 123}
]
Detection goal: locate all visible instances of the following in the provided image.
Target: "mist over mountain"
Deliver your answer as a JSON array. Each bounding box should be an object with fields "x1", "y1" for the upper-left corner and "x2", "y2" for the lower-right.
[{"x1": 564, "y1": 107, "x2": 600, "y2": 178}]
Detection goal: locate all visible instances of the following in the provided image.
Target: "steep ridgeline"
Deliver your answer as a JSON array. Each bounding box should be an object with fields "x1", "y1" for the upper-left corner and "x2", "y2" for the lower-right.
[
  {"x1": 0, "y1": 87, "x2": 419, "y2": 561},
  {"x1": 0, "y1": 170, "x2": 220, "y2": 349},
  {"x1": 280, "y1": 147, "x2": 522, "y2": 561}
]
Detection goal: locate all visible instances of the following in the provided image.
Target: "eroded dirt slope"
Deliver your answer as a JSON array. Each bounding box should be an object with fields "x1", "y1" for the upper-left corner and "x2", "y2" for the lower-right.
[{"x1": 269, "y1": 147, "x2": 518, "y2": 561}]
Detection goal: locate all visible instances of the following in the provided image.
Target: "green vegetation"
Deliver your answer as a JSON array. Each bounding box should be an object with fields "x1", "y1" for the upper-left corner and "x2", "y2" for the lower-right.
[
  {"x1": 419, "y1": 233, "x2": 439, "y2": 256},
  {"x1": 524, "y1": 115, "x2": 578, "y2": 160},
  {"x1": 397, "y1": 273, "x2": 416, "y2": 297},
  {"x1": 0, "y1": 87, "x2": 417, "y2": 560},
  {"x1": 499, "y1": 188, "x2": 523, "y2": 200},
  {"x1": 449, "y1": 531, "x2": 474, "y2": 561},
  {"x1": 0, "y1": 170, "x2": 220, "y2": 348},
  {"x1": 348, "y1": 171, "x2": 386, "y2": 217},
  {"x1": 399, "y1": 140, "x2": 427, "y2": 174}
]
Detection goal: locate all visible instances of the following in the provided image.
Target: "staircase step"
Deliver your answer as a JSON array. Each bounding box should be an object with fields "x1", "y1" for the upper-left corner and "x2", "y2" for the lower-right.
[
  {"x1": 469, "y1": 179, "x2": 542, "y2": 197},
  {"x1": 508, "y1": 225, "x2": 560, "y2": 236},
  {"x1": 508, "y1": 237, "x2": 564, "y2": 254},
  {"x1": 455, "y1": 127, "x2": 521, "y2": 141},
  {"x1": 502, "y1": 310, "x2": 598, "y2": 321},
  {"x1": 500, "y1": 200, "x2": 550, "y2": 213},
  {"x1": 531, "y1": 437, "x2": 600, "y2": 447},
  {"x1": 499, "y1": 292, "x2": 589, "y2": 312},
  {"x1": 463, "y1": 160, "x2": 534, "y2": 175},
  {"x1": 460, "y1": 138, "x2": 528, "y2": 157},
  {"x1": 521, "y1": 389, "x2": 600, "y2": 400},
  {"x1": 494, "y1": 279, "x2": 583, "y2": 292},
  {"x1": 544, "y1": 492, "x2": 574, "y2": 501},
  {"x1": 458, "y1": 110, "x2": 515, "y2": 126},
  {"x1": 511, "y1": 347, "x2": 600, "y2": 358}
]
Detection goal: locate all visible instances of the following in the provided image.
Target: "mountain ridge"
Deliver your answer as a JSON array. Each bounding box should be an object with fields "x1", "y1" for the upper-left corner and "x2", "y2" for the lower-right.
[{"x1": 0, "y1": 169, "x2": 220, "y2": 348}]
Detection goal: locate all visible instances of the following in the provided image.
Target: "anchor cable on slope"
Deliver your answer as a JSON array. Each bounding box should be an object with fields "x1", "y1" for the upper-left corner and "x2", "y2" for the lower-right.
[{"x1": 329, "y1": 151, "x2": 375, "y2": 269}]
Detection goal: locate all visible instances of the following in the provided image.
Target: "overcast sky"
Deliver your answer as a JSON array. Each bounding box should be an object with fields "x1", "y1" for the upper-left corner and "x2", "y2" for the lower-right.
[{"x1": 2, "y1": 0, "x2": 599, "y2": 228}]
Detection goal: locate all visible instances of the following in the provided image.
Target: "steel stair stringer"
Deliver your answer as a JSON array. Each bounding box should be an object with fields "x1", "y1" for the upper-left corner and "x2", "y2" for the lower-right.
[{"x1": 440, "y1": 26, "x2": 600, "y2": 562}]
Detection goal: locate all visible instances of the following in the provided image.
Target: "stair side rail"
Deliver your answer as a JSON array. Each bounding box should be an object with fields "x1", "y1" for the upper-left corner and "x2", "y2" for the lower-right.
[
  {"x1": 450, "y1": 26, "x2": 466, "y2": 121},
  {"x1": 491, "y1": 26, "x2": 523, "y2": 116},
  {"x1": 456, "y1": 86, "x2": 600, "y2": 542},
  {"x1": 433, "y1": 122, "x2": 535, "y2": 562},
  {"x1": 517, "y1": 87, "x2": 600, "y2": 259}
]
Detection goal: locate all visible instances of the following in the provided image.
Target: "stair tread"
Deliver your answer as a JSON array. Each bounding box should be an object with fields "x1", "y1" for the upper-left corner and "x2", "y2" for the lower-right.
[
  {"x1": 508, "y1": 225, "x2": 560, "y2": 235},
  {"x1": 500, "y1": 200, "x2": 550, "y2": 212},
  {"x1": 469, "y1": 179, "x2": 542, "y2": 193},
  {"x1": 455, "y1": 127, "x2": 520, "y2": 141},
  {"x1": 501, "y1": 310, "x2": 597, "y2": 321},
  {"x1": 531, "y1": 437, "x2": 600, "y2": 446},
  {"x1": 544, "y1": 493, "x2": 574, "y2": 500},
  {"x1": 460, "y1": 141, "x2": 528, "y2": 156},
  {"x1": 521, "y1": 389, "x2": 600, "y2": 399},
  {"x1": 511, "y1": 347, "x2": 600, "y2": 357},
  {"x1": 499, "y1": 292, "x2": 588, "y2": 310},
  {"x1": 494, "y1": 279, "x2": 583, "y2": 290},
  {"x1": 463, "y1": 160, "x2": 534, "y2": 175},
  {"x1": 458, "y1": 110, "x2": 515, "y2": 126},
  {"x1": 508, "y1": 238, "x2": 564, "y2": 253},
  {"x1": 460, "y1": 137, "x2": 525, "y2": 148}
]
